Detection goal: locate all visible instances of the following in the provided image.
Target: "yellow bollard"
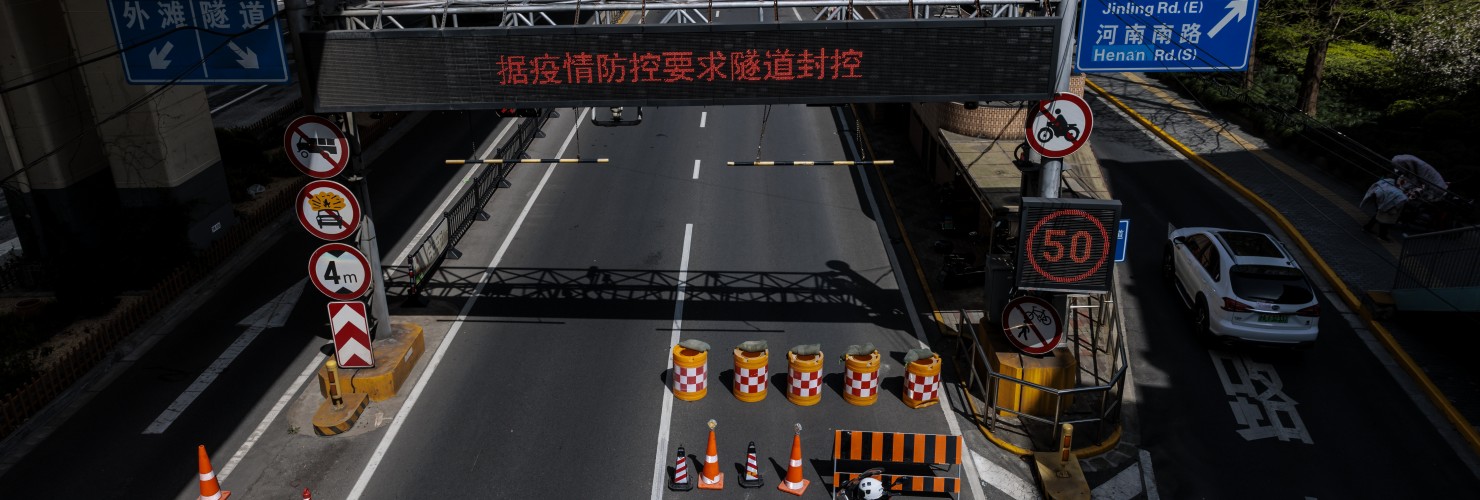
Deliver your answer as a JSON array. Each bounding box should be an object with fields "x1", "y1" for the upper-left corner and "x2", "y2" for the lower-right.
[
  {"x1": 322, "y1": 358, "x2": 344, "y2": 409},
  {"x1": 785, "y1": 350, "x2": 824, "y2": 406},
  {"x1": 672, "y1": 344, "x2": 709, "y2": 401},
  {"x1": 841, "y1": 350, "x2": 881, "y2": 406},
  {"x1": 903, "y1": 353, "x2": 943, "y2": 408},
  {"x1": 732, "y1": 346, "x2": 769, "y2": 402}
]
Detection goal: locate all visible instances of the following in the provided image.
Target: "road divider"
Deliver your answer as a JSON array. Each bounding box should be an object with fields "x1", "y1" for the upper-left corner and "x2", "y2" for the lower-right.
[
  {"x1": 671, "y1": 340, "x2": 710, "y2": 401},
  {"x1": 732, "y1": 341, "x2": 769, "y2": 402},
  {"x1": 842, "y1": 344, "x2": 881, "y2": 406}
]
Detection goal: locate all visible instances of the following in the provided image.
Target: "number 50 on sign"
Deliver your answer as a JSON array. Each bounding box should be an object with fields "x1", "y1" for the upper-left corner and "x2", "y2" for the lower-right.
[{"x1": 1014, "y1": 198, "x2": 1122, "y2": 294}]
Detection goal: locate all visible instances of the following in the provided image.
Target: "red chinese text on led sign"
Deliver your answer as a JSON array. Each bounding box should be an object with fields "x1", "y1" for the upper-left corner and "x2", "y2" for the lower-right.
[{"x1": 495, "y1": 48, "x2": 866, "y2": 86}]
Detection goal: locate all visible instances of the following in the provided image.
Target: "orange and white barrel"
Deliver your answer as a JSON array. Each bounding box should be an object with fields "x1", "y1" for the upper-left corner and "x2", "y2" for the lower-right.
[
  {"x1": 903, "y1": 353, "x2": 942, "y2": 408},
  {"x1": 842, "y1": 350, "x2": 881, "y2": 406},
  {"x1": 786, "y1": 350, "x2": 824, "y2": 406},
  {"x1": 732, "y1": 347, "x2": 769, "y2": 402},
  {"x1": 672, "y1": 344, "x2": 708, "y2": 401}
]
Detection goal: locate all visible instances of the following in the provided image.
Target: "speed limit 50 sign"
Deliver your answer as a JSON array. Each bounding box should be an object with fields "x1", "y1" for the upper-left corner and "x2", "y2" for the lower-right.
[{"x1": 1015, "y1": 197, "x2": 1122, "y2": 293}]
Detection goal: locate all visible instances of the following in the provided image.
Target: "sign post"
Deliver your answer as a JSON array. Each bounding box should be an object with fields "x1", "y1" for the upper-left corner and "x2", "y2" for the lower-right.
[
  {"x1": 106, "y1": 0, "x2": 289, "y2": 84},
  {"x1": 1076, "y1": 0, "x2": 1261, "y2": 72}
]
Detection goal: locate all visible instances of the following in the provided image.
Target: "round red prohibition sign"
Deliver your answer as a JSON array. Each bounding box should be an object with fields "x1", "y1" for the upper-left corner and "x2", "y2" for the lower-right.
[
  {"x1": 296, "y1": 180, "x2": 361, "y2": 241},
  {"x1": 283, "y1": 115, "x2": 350, "y2": 179},
  {"x1": 1026, "y1": 209, "x2": 1111, "y2": 284},
  {"x1": 1024, "y1": 93, "x2": 1094, "y2": 158},
  {"x1": 1001, "y1": 296, "x2": 1062, "y2": 355},
  {"x1": 308, "y1": 243, "x2": 372, "y2": 300}
]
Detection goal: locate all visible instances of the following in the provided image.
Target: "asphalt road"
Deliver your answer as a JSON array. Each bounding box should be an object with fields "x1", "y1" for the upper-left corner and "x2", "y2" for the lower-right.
[{"x1": 1091, "y1": 91, "x2": 1480, "y2": 498}]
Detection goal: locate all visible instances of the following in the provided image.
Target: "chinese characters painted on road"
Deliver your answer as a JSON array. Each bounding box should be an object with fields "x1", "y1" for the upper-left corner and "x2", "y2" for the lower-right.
[
  {"x1": 494, "y1": 48, "x2": 864, "y2": 86},
  {"x1": 1210, "y1": 352, "x2": 1313, "y2": 444}
]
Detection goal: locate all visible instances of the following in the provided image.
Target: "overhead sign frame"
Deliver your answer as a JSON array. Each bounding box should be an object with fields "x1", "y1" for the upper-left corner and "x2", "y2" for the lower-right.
[
  {"x1": 1076, "y1": 0, "x2": 1262, "y2": 72},
  {"x1": 105, "y1": 0, "x2": 290, "y2": 84},
  {"x1": 309, "y1": 242, "x2": 373, "y2": 300},
  {"x1": 283, "y1": 115, "x2": 351, "y2": 179},
  {"x1": 1001, "y1": 296, "x2": 1064, "y2": 355},
  {"x1": 297, "y1": 180, "x2": 361, "y2": 241}
]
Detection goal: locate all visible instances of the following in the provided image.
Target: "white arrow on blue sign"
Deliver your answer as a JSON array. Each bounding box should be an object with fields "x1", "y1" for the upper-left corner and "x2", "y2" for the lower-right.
[
  {"x1": 106, "y1": 0, "x2": 289, "y2": 84},
  {"x1": 1076, "y1": 0, "x2": 1260, "y2": 72}
]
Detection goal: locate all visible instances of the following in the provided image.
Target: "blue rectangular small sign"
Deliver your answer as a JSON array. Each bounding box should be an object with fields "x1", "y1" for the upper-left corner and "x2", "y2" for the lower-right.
[
  {"x1": 107, "y1": 0, "x2": 289, "y2": 84},
  {"x1": 1115, "y1": 219, "x2": 1130, "y2": 262}
]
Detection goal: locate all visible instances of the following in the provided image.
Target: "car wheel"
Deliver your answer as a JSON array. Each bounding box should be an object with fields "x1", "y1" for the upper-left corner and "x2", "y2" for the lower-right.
[
  {"x1": 1193, "y1": 297, "x2": 1212, "y2": 339},
  {"x1": 1161, "y1": 245, "x2": 1175, "y2": 282}
]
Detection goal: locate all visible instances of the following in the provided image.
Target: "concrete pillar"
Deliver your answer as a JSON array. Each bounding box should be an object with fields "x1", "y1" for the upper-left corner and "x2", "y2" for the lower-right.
[{"x1": 62, "y1": 0, "x2": 235, "y2": 250}]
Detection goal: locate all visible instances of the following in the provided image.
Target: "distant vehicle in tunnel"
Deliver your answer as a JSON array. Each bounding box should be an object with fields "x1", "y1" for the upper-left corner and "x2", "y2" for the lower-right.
[{"x1": 1163, "y1": 226, "x2": 1320, "y2": 347}]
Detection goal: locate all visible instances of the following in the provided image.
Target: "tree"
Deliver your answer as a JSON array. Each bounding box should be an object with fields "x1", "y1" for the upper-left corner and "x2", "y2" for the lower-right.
[
  {"x1": 1295, "y1": 0, "x2": 1340, "y2": 116},
  {"x1": 1388, "y1": 0, "x2": 1480, "y2": 96},
  {"x1": 1256, "y1": 0, "x2": 1402, "y2": 116}
]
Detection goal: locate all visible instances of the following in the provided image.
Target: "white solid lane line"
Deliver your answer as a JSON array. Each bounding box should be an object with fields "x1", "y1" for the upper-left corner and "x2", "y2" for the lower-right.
[
  {"x1": 699, "y1": 111, "x2": 707, "y2": 128},
  {"x1": 970, "y1": 449, "x2": 1037, "y2": 500},
  {"x1": 347, "y1": 107, "x2": 591, "y2": 500},
  {"x1": 1141, "y1": 448, "x2": 1161, "y2": 500},
  {"x1": 1091, "y1": 462, "x2": 1144, "y2": 500},
  {"x1": 692, "y1": 159, "x2": 701, "y2": 180},
  {"x1": 142, "y1": 280, "x2": 304, "y2": 434},
  {"x1": 650, "y1": 223, "x2": 694, "y2": 500},
  {"x1": 220, "y1": 351, "x2": 324, "y2": 480}
]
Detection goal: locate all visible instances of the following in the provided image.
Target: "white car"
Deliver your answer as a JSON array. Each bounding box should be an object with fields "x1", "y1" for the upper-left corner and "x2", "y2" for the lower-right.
[{"x1": 1163, "y1": 226, "x2": 1320, "y2": 347}]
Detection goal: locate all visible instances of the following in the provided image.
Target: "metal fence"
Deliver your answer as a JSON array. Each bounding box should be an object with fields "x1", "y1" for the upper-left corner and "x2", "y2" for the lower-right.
[
  {"x1": 1394, "y1": 225, "x2": 1480, "y2": 290},
  {"x1": 398, "y1": 109, "x2": 553, "y2": 295},
  {"x1": 952, "y1": 286, "x2": 1127, "y2": 449}
]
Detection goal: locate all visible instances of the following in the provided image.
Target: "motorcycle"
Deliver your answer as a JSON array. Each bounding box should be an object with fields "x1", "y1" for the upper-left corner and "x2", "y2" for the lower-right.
[
  {"x1": 834, "y1": 467, "x2": 896, "y2": 500},
  {"x1": 1035, "y1": 109, "x2": 1080, "y2": 143}
]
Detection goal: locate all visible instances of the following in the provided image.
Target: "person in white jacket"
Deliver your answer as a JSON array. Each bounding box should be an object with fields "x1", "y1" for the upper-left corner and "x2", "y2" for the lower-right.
[{"x1": 1361, "y1": 176, "x2": 1409, "y2": 241}]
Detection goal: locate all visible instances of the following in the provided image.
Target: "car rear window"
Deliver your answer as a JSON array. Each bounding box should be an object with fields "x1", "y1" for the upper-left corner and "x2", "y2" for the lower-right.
[{"x1": 1230, "y1": 265, "x2": 1314, "y2": 304}]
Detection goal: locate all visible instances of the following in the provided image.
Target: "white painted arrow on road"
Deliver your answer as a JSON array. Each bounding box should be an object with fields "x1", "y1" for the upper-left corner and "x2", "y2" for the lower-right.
[
  {"x1": 1209, "y1": 0, "x2": 1249, "y2": 38},
  {"x1": 227, "y1": 41, "x2": 259, "y2": 69},
  {"x1": 142, "y1": 279, "x2": 306, "y2": 434},
  {"x1": 148, "y1": 42, "x2": 174, "y2": 69}
]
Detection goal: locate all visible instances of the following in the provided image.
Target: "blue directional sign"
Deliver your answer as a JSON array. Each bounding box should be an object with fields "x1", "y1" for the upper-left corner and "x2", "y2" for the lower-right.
[
  {"x1": 1076, "y1": 0, "x2": 1260, "y2": 72},
  {"x1": 107, "y1": 0, "x2": 289, "y2": 84},
  {"x1": 1115, "y1": 219, "x2": 1130, "y2": 262}
]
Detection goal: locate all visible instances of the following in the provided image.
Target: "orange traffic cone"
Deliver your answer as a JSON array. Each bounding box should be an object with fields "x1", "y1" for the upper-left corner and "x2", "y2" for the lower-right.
[
  {"x1": 197, "y1": 445, "x2": 231, "y2": 500},
  {"x1": 777, "y1": 424, "x2": 810, "y2": 496},
  {"x1": 697, "y1": 419, "x2": 724, "y2": 490},
  {"x1": 302, "y1": 488, "x2": 312, "y2": 499}
]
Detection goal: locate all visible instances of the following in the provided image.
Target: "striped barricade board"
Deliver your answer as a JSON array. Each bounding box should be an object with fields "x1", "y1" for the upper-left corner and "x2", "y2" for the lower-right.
[{"x1": 832, "y1": 429, "x2": 962, "y2": 499}]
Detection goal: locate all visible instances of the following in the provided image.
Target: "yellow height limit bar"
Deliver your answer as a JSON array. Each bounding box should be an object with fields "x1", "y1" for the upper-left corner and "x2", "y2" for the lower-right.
[
  {"x1": 726, "y1": 160, "x2": 894, "y2": 166},
  {"x1": 445, "y1": 158, "x2": 609, "y2": 164}
]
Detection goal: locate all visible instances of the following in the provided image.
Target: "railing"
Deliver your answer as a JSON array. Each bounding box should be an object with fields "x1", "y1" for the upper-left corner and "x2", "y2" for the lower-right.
[
  {"x1": 1394, "y1": 225, "x2": 1480, "y2": 291},
  {"x1": 953, "y1": 285, "x2": 1128, "y2": 447},
  {"x1": 397, "y1": 109, "x2": 554, "y2": 296}
]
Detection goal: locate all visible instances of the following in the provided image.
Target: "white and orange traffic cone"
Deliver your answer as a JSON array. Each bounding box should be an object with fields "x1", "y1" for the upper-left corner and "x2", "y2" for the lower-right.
[
  {"x1": 776, "y1": 424, "x2": 810, "y2": 496},
  {"x1": 302, "y1": 488, "x2": 312, "y2": 499},
  {"x1": 668, "y1": 445, "x2": 694, "y2": 491},
  {"x1": 697, "y1": 419, "x2": 724, "y2": 490},
  {"x1": 196, "y1": 445, "x2": 231, "y2": 500},
  {"x1": 739, "y1": 441, "x2": 763, "y2": 488}
]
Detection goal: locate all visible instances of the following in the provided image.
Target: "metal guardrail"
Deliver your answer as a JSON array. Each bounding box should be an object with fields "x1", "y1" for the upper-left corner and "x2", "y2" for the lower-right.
[
  {"x1": 1394, "y1": 225, "x2": 1480, "y2": 290},
  {"x1": 953, "y1": 285, "x2": 1127, "y2": 447},
  {"x1": 399, "y1": 109, "x2": 554, "y2": 296}
]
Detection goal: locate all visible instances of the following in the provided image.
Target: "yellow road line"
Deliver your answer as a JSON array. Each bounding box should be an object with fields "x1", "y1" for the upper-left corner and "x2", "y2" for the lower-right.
[{"x1": 1088, "y1": 77, "x2": 1480, "y2": 461}]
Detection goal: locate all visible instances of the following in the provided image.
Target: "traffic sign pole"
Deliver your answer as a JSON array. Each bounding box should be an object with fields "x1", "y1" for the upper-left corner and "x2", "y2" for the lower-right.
[
  {"x1": 344, "y1": 111, "x2": 392, "y2": 339},
  {"x1": 1039, "y1": 0, "x2": 1082, "y2": 343}
]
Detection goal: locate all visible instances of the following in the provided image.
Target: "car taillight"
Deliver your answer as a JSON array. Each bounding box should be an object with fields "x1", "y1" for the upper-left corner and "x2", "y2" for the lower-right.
[
  {"x1": 1296, "y1": 305, "x2": 1321, "y2": 317},
  {"x1": 1221, "y1": 298, "x2": 1254, "y2": 312}
]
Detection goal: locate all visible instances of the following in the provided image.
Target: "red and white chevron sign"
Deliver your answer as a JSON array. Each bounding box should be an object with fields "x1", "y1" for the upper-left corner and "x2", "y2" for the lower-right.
[{"x1": 327, "y1": 301, "x2": 374, "y2": 368}]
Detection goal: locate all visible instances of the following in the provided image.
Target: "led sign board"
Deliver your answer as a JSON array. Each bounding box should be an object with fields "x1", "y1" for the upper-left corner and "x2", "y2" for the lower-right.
[
  {"x1": 301, "y1": 19, "x2": 1060, "y2": 112},
  {"x1": 1015, "y1": 197, "x2": 1122, "y2": 294}
]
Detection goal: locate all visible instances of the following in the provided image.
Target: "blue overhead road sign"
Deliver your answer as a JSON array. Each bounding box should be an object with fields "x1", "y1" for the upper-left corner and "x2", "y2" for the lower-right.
[
  {"x1": 107, "y1": 0, "x2": 289, "y2": 84},
  {"x1": 1076, "y1": 0, "x2": 1260, "y2": 72}
]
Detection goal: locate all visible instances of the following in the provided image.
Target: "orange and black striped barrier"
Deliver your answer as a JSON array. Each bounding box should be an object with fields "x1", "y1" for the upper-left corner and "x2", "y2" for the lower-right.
[
  {"x1": 726, "y1": 160, "x2": 893, "y2": 166},
  {"x1": 831, "y1": 429, "x2": 963, "y2": 497},
  {"x1": 444, "y1": 158, "x2": 608, "y2": 164}
]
